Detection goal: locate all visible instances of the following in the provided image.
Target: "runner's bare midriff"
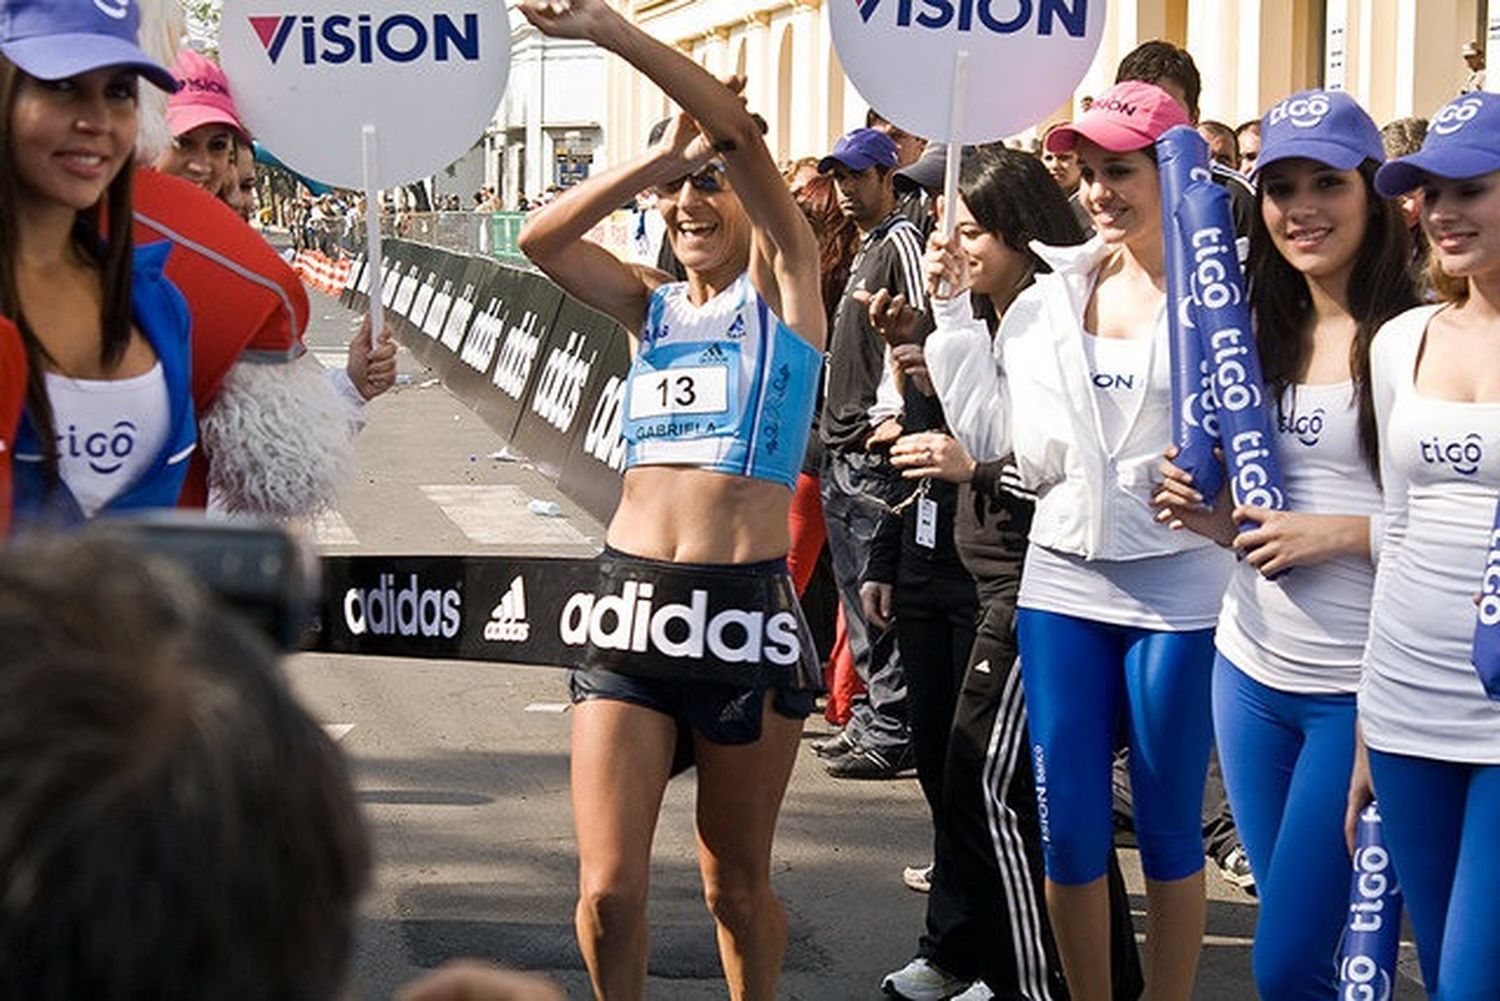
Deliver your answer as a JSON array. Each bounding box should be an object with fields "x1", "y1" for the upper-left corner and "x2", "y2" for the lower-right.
[{"x1": 606, "y1": 466, "x2": 793, "y2": 564}]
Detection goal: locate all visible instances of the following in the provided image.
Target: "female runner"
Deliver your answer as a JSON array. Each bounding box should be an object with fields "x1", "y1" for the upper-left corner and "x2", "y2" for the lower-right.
[
  {"x1": 922, "y1": 83, "x2": 1231, "y2": 1000},
  {"x1": 1349, "y1": 90, "x2": 1500, "y2": 999},
  {"x1": 516, "y1": 1, "x2": 823, "y2": 998},
  {"x1": 0, "y1": 0, "x2": 193, "y2": 527},
  {"x1": 1157, "y1": 90, "x2": 1415, "y2": 998}
]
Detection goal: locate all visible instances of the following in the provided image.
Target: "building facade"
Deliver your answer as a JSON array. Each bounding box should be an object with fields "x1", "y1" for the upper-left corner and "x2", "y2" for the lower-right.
[
  {"x1": 487, "y1": 10, "x2": 609, "y2": 206},
  {"x1": 602, "y1": 0, "x2": 1500, "y2": 167}
]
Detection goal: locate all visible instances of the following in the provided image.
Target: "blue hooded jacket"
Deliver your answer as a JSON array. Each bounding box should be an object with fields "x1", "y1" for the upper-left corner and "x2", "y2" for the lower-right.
[{"x1": 11, "y1": 242, "x2": 194, "y2": 528}]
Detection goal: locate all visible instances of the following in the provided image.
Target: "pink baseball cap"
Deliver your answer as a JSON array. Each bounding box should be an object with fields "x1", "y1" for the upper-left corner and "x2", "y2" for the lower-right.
[
  {"x1": 1045, "y1": 81, "x2": 1189, "y2": 154},
  {"x1": 166, "y1": 49, "x2": 247, "y2": 141}
]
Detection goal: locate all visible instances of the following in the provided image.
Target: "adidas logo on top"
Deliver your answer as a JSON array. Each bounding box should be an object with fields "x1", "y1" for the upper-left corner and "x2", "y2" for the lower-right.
[{"x1": 485, "y1": 576, "x2": 531, "y2": 642}]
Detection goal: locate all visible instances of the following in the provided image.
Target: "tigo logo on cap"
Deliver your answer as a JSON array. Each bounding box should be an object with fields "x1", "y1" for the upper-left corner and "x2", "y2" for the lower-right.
[
  {"x1": 1254, "y1": 89, "x2": 1383, "y2": 177},
  {"x1": 0, "y1": 0, "x2": 177, "y2": 91},
  {"x1": 1375, "y1": 92, "x2": 1500, "y2": 196},
  {"x1": 1432, "y1": 96, "x2": 1485, "y2": 136},
  {"x1": 1266, "y1": 93, "x2": 1332, "y2": 129}
]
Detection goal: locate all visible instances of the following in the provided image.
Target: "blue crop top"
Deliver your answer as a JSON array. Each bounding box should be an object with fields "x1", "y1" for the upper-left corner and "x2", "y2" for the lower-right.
[{"x1": 622, "y1": 273, "x2": 820, "y2": 490}]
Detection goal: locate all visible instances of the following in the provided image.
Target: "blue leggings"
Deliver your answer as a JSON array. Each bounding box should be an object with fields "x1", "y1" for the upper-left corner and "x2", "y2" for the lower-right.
[
  {"x1": 1368, "y1": 749, "x2": 1500, "y2": 1001},
  {"x1": 1212, "y1": 655, "x2": 1355, "y2": 1000},
  {"x1": 1015, "y1": 608, "x2": 1215, "y2": 885}
]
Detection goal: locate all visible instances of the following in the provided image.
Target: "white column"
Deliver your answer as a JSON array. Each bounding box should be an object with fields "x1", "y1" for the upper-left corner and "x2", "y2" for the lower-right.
[
  {"x1": 1486, "y1": 0, "x2": 1499, "y2": 91},
  {"x1": 1355, "y1": 0, "x2": 1375, "y2": 103},
  {"x1": 744, "y1": 13, "x2": 772, "y2": 131},
  {"x1": 1325, "y1": 0, "x2": 1350, "y2": 90},
  {"x1": 790, "y1": 2, "x2": 818, "y2": 159},
  {"x1": 1393, "y1": 0, "x2": 1418, "y2": 116},
  {"x1": 1187, "y1": 0, "x2": 1238, "y2": 121}
]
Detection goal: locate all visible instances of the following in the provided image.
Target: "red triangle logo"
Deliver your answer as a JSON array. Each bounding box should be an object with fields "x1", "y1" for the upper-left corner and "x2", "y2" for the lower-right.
[{"x1": 249, "y1": 15, "x2": 284, "y2": 51}]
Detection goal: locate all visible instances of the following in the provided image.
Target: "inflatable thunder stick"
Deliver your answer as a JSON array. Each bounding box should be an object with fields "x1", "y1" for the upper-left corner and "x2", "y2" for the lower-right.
[
  {"x1": 1175, "y1": 180, "x2": 1286, "y2": 522},
  {"x1": 1337, "y1": 802, "x2": 1404, "y2": 1001},
  {"x1": 1156, "y1": 126, "x2": 1223, "y2": 503},
  {"x1": 1473, "y1": 497, "x2": 1500, "y2": 701}
]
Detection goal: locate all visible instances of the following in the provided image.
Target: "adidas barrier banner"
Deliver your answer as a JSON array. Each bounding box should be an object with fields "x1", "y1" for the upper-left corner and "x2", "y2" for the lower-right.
[
  {"x1": 509, "y1": 297, "x2": 622, "y2": 483},
  {"x1": 362, "y1": 240, "x2": 631, "y2": 527},
  {"x1": 1472, "y1": 497, "x2": 1500, "y2": 701},
  {"x1": 405, "y1": 249, "x2": 461, "y2": 340},
  {"x1": 1176, "y1": 181, "x2": 1287, "y2": 520},
  {"x1": 315, "y1": 554, "x2": 819, "y2": 689},
  {"x1": 474, "y1": 270, "x2": 567, "y2": 443},
  {"x1": 556, "y1": 325, "x2": 632, "y2": 526},
  {"x1": 1337, "y1": 802, "x2": 1403, "y2": 1000},
  {"x1": 1156, "y1": 126, "x2": 1224, "y2": 503}
]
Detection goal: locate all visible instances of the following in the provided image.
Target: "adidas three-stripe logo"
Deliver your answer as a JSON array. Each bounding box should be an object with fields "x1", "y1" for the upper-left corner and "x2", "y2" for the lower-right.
[{"x1": 484, "y1": 576, "x2": 531, "y2": 642}]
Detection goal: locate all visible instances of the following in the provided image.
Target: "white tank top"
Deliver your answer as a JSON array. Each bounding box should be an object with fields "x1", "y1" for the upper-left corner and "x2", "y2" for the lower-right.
[
  {"x1": 1215, "y1": 382, "x2": 1382, "y2": 693},
  {"x1": 1363, "y1": 318, "x2": 1500, "y2": 762},
  {"x1": 46, "y1": 363, "x2": 171, "y2": 518},
  {"x1": 1081, "y1": 333, "x2": 1150, "y2": 454}
]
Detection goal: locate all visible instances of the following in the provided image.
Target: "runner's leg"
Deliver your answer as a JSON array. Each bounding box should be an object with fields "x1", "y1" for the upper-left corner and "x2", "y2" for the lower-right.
[
  {"x1": 692, "y1": 692, "x2": 804, "y2": 1001},
  {"x1": 570, "y1": 698, "x2": 679, "y2": 1001}
]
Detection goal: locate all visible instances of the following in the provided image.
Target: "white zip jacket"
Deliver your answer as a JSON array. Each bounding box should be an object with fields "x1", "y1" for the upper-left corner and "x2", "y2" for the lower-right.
[{"x1": 924, "y1": 236, "x2": 1217, "y2": 562}]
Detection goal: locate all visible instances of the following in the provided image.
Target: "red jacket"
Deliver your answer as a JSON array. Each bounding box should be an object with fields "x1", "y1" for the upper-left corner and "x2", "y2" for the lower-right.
[
  {"x1": 131, "y1": 169, "x2": 311, "y2": 507},
  {"x1": 0, "y1": 320, "x2": 23, "y2": 537}
]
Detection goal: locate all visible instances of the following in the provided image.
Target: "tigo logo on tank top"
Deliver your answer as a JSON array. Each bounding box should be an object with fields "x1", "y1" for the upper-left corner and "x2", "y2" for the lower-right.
[
  {"x1": 1419, "y1": 432, "x2": 1484, "y2": 476},
  {"x1": 57, "y1": 420, "x2": 138, "y2": 476},
  {"x1": 1278, "y1": 406, "x2": 1326, "y2": 447}
]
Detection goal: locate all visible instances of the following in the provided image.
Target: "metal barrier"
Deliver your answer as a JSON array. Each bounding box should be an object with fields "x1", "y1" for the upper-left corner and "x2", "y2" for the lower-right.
[
  {"x1": 379, "y1": 212, "x2": 532, "y2": 267},
  {"x1": 378, "y1": 209, "x2": 641, "y2": 270}
]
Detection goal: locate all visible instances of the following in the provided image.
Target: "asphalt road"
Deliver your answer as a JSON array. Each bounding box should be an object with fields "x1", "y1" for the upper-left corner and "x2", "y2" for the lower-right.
[{"x1": 287, "y1": 289, "x2": 1423, "y2": 1000}]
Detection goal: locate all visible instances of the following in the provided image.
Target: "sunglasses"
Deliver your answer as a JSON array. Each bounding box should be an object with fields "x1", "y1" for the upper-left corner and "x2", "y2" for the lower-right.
[{"x1": 652, "y1": 162, "x2": 728, "y2": 198}]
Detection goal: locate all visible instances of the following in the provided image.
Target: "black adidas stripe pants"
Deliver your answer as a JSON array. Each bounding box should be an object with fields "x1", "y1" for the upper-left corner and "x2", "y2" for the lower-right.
[{"x1": 916, "y1": 581, "x2": 1146, "y2": 1000}]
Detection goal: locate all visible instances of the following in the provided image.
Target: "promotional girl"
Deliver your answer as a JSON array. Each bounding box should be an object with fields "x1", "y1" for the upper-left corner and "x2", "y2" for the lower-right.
[
  {"x1": 885, "y1": 147, "x2": 1146, "y2": 1001},
  {"x1": 1157, "y1": 90, "x2": 1416, "y2": 999},
  {"x1": 517, "y1": 1, "x2": 824, "y2": 998},
  {"x1": 923, "y1": 83, "x2": 1231, "y2": 1001},
  {"x1": 1350, "y1": 91, "x2": 1500, "y2": 999},
  {"x1": 1, "y1": 0, "x2": 193, "y2": 528}
]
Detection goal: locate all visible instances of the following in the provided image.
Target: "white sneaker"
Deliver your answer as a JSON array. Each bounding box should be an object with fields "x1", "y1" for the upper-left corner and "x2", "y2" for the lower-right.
[
  {"x1": 902, "y1": 861, "x2": 934, "y2": 893},
  {"x1": 881, "y1": 957, "x2": 971, "y2": 1000},
  {"x1": 949, "y1": 983, "x2": 995, "y2": 1001}
]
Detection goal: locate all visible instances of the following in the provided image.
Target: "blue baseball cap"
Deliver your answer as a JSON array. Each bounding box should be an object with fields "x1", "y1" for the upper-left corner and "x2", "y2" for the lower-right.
[
  {"x1": 0, "y1": 0, "x2": 178, "y2": 93},
  {"x1": 1376, "y1": 92, "x2": 1500, "y2": 196},
  {"x1": 818, "y1": 128, "x2": 900, "y2": 174},
  {"x1": 1254, "y1": 89, "x2": 1384, "y2": 179}
]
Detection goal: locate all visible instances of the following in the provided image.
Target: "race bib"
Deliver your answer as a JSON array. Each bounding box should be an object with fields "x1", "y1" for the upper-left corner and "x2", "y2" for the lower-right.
[{"x1": 628, "y1": 365, "x2": 730, "y2": 420}]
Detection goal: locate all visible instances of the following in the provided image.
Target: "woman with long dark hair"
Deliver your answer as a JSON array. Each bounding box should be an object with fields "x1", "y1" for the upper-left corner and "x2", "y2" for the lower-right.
[
  {"x1": 1158, "y1": 89, "x2": 1416, "y2": 999},
  {"x1": 883, "y1": 147, "x2": 1146, "y2": 1001},
  {"x1": 516, "y1": 1, "x2": 824, "y2": 997},
  {"x1": 1, "y1": 0, "x2": 192, "y2": 527}
]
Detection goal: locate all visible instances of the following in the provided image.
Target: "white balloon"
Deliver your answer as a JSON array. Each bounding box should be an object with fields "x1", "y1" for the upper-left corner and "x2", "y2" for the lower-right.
[
  {"x1": 829, "y1": 0, "x2": 1107, "y2": 143},
  {"x1": 219, "y1": 0, "x2": 510, "y2": 189}
]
